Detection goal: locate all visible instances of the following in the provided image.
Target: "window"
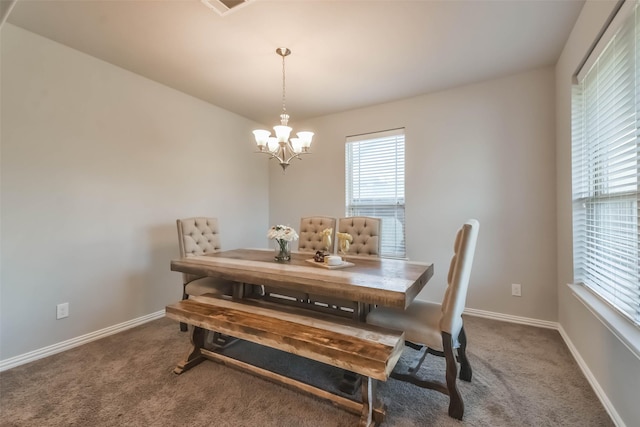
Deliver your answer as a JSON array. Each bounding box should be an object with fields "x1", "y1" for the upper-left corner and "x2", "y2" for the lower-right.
[
  {"x1": 345, "y1": 129, "x2": 405, "y2": 258},
  {"x1": 571, "y1": 0, "x2": 640, "y2": 326}
]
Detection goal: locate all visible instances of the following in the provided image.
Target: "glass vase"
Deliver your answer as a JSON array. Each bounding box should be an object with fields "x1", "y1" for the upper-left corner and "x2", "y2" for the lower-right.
[{"x1": 274, "y1": 239, "x2": 291, "y2": 262}]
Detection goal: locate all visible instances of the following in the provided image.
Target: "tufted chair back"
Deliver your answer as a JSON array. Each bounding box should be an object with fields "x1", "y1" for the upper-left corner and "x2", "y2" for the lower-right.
[
  {"x1": 338, "y1": 216, "x2": 381, "y2": 257},
  {"x1": 298, "y1": 216, "x2": 336, "y2": 253},
  {"x1": 177, "y1": 217, "x2": 222, "y2": 283},
  {"x1": 439, "y1": 219, "x2": 479, "y2": 341}
]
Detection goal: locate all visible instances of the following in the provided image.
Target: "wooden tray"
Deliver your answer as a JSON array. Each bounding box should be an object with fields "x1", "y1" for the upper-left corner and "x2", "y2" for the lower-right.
[{"x1": 305, "y1": 259, "x2": 355, "y2": 270}]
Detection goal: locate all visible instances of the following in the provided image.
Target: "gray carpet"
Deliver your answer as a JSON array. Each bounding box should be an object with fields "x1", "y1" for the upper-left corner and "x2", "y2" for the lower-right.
[{"x1": 0, "y1": 315, "x2": 613, "y2": 426}]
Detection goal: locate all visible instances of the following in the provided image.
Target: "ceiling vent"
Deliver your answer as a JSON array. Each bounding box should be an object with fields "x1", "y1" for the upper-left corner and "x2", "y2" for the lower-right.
[{"x1": 201, "y1": 0, "x2": 253, "y2": 16}]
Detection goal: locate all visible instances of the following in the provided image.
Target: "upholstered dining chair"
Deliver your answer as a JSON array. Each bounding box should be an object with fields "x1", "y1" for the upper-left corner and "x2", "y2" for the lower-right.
[
  {"x1": 298, "y1": 216, "x2": 336, "y2": 253},
  {"x1": 337, "y1": 216, "x2": 381, "y2": 257},
  {"x1": 263, "y1": 216, "x2": 337, "y2": 308},
  {"x1": 305, "y1": 217, "x2": 382, "y2": 320},
  {"x1": 366, "y1": 219, "x2": 479, "y2": 420},
  {"x1": 176, "y1": 217, "x2": 234, "y2": 332}
]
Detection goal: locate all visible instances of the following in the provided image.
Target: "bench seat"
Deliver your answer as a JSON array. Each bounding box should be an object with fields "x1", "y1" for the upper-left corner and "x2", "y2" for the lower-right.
[{"x1": 165, "y1": 294, "x2": 405, "y2": 426}]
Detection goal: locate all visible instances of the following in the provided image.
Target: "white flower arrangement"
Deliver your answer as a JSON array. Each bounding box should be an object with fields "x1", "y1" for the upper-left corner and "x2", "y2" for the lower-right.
[
  {"x1": 267, "y1": 225, "x2": 299, "y2": 242},
  {"x1": 268, "y1": 225, "x2": 298, "y2": 262}
]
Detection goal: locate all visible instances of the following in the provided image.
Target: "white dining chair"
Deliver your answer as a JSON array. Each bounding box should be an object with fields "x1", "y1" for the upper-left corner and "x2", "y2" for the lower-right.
[{"x1": 366, "y1": 219, "x2": 479, "y2": 420}]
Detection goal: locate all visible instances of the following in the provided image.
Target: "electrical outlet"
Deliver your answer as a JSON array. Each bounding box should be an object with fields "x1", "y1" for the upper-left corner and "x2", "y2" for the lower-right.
[
  {"x1": 511, "y1": 284, "x2": 522, "y2": 297},
  {"x1": 56, "y1": 302, "x2": 69, "y2": 319}
]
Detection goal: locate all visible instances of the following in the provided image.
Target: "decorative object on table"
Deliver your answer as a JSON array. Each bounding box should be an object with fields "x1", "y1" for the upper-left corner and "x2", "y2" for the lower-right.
[
  {"x1": 313, "y1": 250, "x2": 326, "y2": 263},
  {"x1": 326, "y1": 255, "x2": 343, "y2": 266},
  {"x1": 321, "y1": 227, "x2": 333, "y2": 254},
  {"x1": 304, "y1": 258, "x2": 355, "y2": 270},
  {"x1": 268, "y1": 225, "x2": 299, "y2": 262},
  {"x1": 336, "y1": 232, "x2": 353, "y2": 256},
  {"x1": 252, "y1": 48, "x2": 315, "y2": 172}
]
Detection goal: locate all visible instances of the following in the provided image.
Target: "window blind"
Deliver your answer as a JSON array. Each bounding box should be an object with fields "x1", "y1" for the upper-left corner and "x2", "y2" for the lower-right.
[
  {"x1": 346, "y1": 129, "x2": 405, "y2": 258},
  {"x1": 571, "y1": 0, "x2": 640, "y2": 326}
]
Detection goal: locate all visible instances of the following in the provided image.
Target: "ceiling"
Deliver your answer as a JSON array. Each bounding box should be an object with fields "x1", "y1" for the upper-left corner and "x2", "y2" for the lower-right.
[{"x1": 5, "y1": 0, "x2": 586, "y2": 125}]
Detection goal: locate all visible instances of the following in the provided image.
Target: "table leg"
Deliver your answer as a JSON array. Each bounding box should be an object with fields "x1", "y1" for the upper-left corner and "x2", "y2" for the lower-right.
[
  {"x1": 232, "y1": 282, "x2": 246, "y2": 299},
  {"x1": 359, "y1": 376, "x2": 385, "y2": 426},
  {"x1": 342, "y1": 303, "x2": 371, "y2": 394},
  {"x1": 355, "y1": 302, "x2": 372, "y2": 322},
  {"x1": 339, "y1": 370, "x2": 362, "y2": 395}
]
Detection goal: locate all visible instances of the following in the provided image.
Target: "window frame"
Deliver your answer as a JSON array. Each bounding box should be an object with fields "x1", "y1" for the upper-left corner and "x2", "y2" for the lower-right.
[
  {"x1": 571, "y1": 0, "x2": 640, "y2": 328},
  {"x1": 345, "y1": 128, "x2": 406, "y2": 258}
]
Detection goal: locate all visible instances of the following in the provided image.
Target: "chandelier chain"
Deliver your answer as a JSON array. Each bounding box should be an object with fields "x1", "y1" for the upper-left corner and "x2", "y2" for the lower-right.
[{"x1": 281, "y1": 52, "x2": 287, "y2": 115}]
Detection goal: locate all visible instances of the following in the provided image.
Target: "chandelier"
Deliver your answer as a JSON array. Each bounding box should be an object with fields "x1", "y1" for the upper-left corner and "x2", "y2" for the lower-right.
[{"x1": 253, "y1": 48, "x2": 314, "y2": 172}]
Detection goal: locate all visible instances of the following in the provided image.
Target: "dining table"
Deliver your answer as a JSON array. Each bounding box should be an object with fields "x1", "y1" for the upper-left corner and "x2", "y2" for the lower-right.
[
  {"x1": 169, "y1": 248, "x2": 434, "y2": 396},
  {"x1": 171, "y1": 248, "x2": 434, "y2": 313}
]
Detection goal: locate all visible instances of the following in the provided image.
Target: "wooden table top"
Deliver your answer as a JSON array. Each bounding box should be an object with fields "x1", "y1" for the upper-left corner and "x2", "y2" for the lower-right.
[{"x1": 171, "y1": 249, "x2": 434, "y2": 310}]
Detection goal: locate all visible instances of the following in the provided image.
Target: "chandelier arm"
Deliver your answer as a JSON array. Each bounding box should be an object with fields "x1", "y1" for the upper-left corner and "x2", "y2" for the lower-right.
[
  {"x1": 256, "y1": 149, "x2": 307, "y2": 164},
  {"x1": 282, "y1": 141, "x2": 302, "y2": 163}
]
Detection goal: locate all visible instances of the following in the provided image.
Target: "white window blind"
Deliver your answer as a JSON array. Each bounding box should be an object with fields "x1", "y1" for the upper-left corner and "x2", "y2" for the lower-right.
[
  {"x1": 571, "y1": 0, "x2": 640, "y2": 326},
  {"x1": 345, "y1": 129, "x2": 405, "y2": 258}
]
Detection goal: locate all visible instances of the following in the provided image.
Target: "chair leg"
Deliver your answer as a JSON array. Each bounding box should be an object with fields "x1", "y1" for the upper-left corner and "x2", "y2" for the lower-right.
[
  {"x1": 457, "y1": 325, "x2": 472, "y2": 382},
  {"x1": 443, "y1": 332, "x2": 464, "y2": 420}
]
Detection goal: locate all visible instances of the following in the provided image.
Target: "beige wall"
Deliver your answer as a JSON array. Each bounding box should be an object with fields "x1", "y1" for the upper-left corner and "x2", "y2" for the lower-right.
[
  {"x1": 556, "y1": 1, "x2": 640, "y2": 425},
  {"x1": 269, "y1": 67, "x2": 558, "y2": 321},
  {"x1": 0, "y1": 24, "x2": 269, "y2": 360}
]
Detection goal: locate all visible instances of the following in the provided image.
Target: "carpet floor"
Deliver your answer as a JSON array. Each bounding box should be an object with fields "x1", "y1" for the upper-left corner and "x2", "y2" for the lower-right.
[{"x1": 0, "y1": 315, "x2": 613, "y2": 426}]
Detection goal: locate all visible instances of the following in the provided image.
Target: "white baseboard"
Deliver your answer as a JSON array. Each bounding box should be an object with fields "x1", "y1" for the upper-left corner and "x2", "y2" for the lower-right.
[
  {"x1": 558, "y1": 325, "x2": 626, "y2": 427},
  {"x1": 463, "y1": 307, "x2": 558, "y2": 329},
  {"x1": 0, "y1": 310, "x2": 165, "y2": 372}
]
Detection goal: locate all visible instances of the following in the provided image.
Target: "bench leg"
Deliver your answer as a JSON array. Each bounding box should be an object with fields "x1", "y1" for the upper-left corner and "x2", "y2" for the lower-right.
[
  {"x1": 359, "y1": 376, "x2": 385, "y2": 427},
  {"x1": 174, "y1": 326, "x2": 206, "y2": 375}
]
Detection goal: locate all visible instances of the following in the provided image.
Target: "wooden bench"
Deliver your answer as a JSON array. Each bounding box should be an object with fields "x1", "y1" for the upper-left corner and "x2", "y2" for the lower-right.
[{"x1": 165, "y1": 294, "x2": 405, "y2": 426}]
